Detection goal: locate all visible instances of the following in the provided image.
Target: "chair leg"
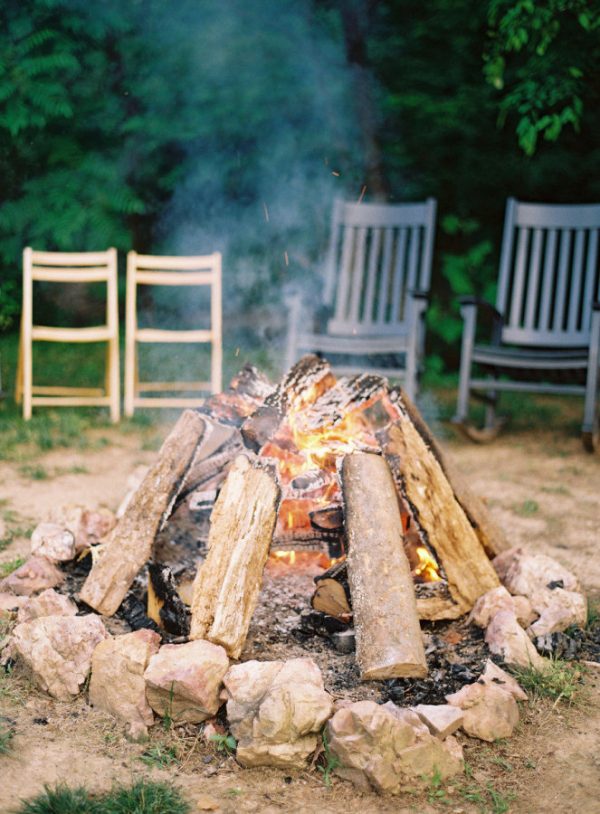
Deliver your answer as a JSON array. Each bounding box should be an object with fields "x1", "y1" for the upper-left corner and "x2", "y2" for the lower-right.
[
  {"x1": 15, "y1": 317, "x2": 23, "y2": 405},
  {"x1": 582, "y1": 309, "x2": 600, "y2": 452},
  {"x1": 108, "y1": 337, "x2": 120, "y2": 423},
  {"x1": 453, "y1": 305, "x2": 476, "y2": 424}
]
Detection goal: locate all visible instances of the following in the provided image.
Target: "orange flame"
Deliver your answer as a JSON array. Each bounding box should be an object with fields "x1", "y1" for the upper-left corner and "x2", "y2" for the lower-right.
[{"x1": 413, "y1": 545, "x2": 442, "y2": 582}]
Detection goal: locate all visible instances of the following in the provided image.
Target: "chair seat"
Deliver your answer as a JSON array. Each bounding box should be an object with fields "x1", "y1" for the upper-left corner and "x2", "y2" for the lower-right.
[
  {"x1": 296, "y1": 331, "x2": 410, "y2": 355},
  {"x1": 472, "y1": 343, "x2": 589, "y2": 370}
]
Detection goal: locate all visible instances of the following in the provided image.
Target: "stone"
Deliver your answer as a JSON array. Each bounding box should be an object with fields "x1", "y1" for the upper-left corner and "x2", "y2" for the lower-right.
[
  {"x1": 144, "y1": 639, "x2": 229, "y2": 723},
  {"x1": 0, "y1": 556, "x2": 64, "y2": 596},
  {"x1": 512, "y1": 595, "x2": 537, "y2": 628},
  {"x1": 381, "y1": 701, "x2": 430, "y2": 736},
  {"x1": 89, "y1": 628, "x2": 161, "y2": 734},
  {"x1": 125, "y1": 720, "x2": 150, "y2": 743},
  {"x1": 326, "y1": 700, "x2": 463, "y2": 794},
  {"x1": 0, "y1": 593, "x2": 28, "y2": 614},
  {"x1": 12, "y1": 614, "x2": 108, "y2": 700},
  {"x1": 480, "y1": 660, "x2": 527, "y2": 701},
  {"x1": 30, "y1": 523, "x2": 76, "y2": 562},
  {"x1": 485, "y1": 610, "x2": 547, "y2": 669},
  {"x1": 224, "y1": 658, "x2": 333, "y2": 769},
  {"x1": 446, "y1": 681, "x2": 519, "y2": 742},
  {"x1": 413, "y1": 704, "x2": 464, "y2": 739},
  {"x1": 16, "y1": 588, "x2": 77, "y2": 623},
  {"x1": 469, "y1": 585, "x2": 536, "y2": 628},
  {"x1": 75, "y1": 508, "x2": 116, "y2": 553},
  {"x1": 493, "y1": 547, "x2": 580, "y2": 596},
  {"x1": 527, "y1": 588, "x2": 587, "y2": 637}
]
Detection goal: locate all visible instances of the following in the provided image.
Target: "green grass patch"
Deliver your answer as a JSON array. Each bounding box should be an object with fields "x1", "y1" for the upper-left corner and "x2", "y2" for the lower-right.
[
  {"x1": 0, "y1": 557, "x2": 25, "y2": 577},
  {"x1": 138, "y1": 744, "x2": 179, "y2": 769},
  {"x1": 510, "y1": 660, "x2": 584, "y2": 704},
  {"x1": 14, "y1": 780, "x2": 190, "y2": 814},
  {"x1": 0, "y1": 721, "x2": 14, "y2": 755},
  {"x1": 513, "y1": 499, "x2": 539, "y2": 517}
]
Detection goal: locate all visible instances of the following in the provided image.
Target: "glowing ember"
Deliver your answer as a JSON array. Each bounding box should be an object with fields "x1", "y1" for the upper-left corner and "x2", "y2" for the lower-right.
[{"x1": 413, "y1": 545, "x2": 442, "y2": 582}]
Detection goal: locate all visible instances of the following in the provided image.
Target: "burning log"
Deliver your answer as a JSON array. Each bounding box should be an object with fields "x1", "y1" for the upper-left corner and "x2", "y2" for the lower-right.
[
  {"x1": 80, "y1": 410, "x2": 207, "y2": 616},
  {"x1": 200, "y1": 363, "x2": 274, "y2": 426},
  {"x1": 311, "y1": 560, "x2": 351, "y2": 620},
  {"x1": 147, "y1": 563, "x2": 189, "y2": 636},
  {"x1": 381, "y1": 392, "x2": 500, "y2": 619},
  {"x1": 341, "y1": 452, "x2": 428, "y2": 680},
  {"x1": 190, "y1": 455, "x2": 280, "y2": 658},
  {"x1": 241, "y1": 354, "x2": 333, "y2": 451}
]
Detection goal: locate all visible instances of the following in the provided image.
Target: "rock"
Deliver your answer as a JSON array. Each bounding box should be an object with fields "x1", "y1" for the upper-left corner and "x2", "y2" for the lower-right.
[
  {"x1": 413, "y1": 704, "x2": 464, "y2": 739},
  {"x1": 89, "y1": 629, "x2": 161, "y2": 734},
  {"x1": 528, "y1": 588, "x2": 587, "y2": 637},
  {"x1": 224, "y1": 658, "x2": 333, "y2": 769},
  {"x1": 0, "y1": 593, "x2": 28, "y2": 614},
  {"x1": 0, "y1": 556, "x2": 64, "y2": 596},
  {"x1": 30, "y1": 523, "x2": 76, "y2": 562},
  {"x1": 469, "y1": 586, "x2": 536, "y2": 628},
  {"x1": 16, "y1": 588, "x2": 77, "y2": 623},
  {"x1": 12, "y1": 614, "x2": 108, "y2": 700},
  {"x1": 480, "y1": 660, "x2": 527, "y2": 701},
  {"x1": 381, "y1": 702, "x2": 430, "y2": 736},
  {"x1": 326, "y1": 700, "x2": 463, "y2": 794},
  {"x1": 512, "y1": 595, "x2": 537, "y2": 628},
  {"x1": 196, "y1": 795, "x2": 221, "y2": 811},
  {"x1": 485, "y1": 610, "x2": 547, "y2": 669},
  {"x1": 446, "y1": 681, "x2": 519, "y2": 742},
  {"x1": 493, "y1": 547, "x2": 580, "y2": 596},
  {"x1": 144, "y1": 639, "x2": 229, "y2": 723},
  {"x1": 75, "y1": 508, "x2": 116, "y2": 553},
  {"x1": 125, "y1": 720, "x2": 150, "y2": 743}
]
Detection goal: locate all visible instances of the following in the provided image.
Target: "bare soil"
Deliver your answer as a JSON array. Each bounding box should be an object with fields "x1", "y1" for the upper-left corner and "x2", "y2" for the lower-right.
[{"x1": 1, "y1": 422, "x2": 599, "y2": 814}]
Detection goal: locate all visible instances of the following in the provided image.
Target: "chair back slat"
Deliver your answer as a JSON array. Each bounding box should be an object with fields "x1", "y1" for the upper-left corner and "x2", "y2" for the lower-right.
[
  {"x1": 498, "y1": 199, "x2": 600, "y2": 347},
  {"x1": 326, "y1": 199, "x2": 435, "y2": 337}
]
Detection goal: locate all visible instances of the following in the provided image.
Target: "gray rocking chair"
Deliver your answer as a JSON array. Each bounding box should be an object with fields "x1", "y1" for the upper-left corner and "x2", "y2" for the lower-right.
[
  {"x1": 454, "y1": 198, "x2": 600, "y2": 451},
  {"x1": 285, "y1": 197, "x2": 437, "y2": 400}
]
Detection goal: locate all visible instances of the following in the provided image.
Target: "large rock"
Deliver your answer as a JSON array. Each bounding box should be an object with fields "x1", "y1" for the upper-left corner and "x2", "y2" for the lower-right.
[
  {"x1": 30, "y1": 523, "x2": 76, "y2": 562},
  {"x1": 446, "y1": 681, "x2": 519, "y2": 742},
  {"x1": 485, "y1": 610, "x2": 547, "y2": 669},
  {"x1": 326, "y1": 700, "x2": 463, "y2": 794},
  {"x1": 90, "y1": 629, "x2": 161, "y2": 736},
  {"x1": 0, "y1": 593, "x2": 28, "y2": 614},
  {"x1": 224, "y1": 658, "x2": 334, "y2": 769},
  {"x1": 16, "y1": 588, "x2": 77, "y2": 623},
  {"x1": 48, "y1": 505, "x2": 117, "y2": 554},
  {"x1": 12, "y1": 614, "x2": 108, "y2": 700},
  {"x1": 412, "y1": 704, "x2": 464, "y2": 739},
  {"x1": 144, "y1": 639, "x2": 229, "y2": 723},
  {"x1": 528, "y1": 588, "x2": 587, "y2": 637},
  {"x1": 479, "y1": 659, "x2": 527, "y2": 701},
  {"x1": 493, "y1": 547, "x2": 580, "y2": 596},
  {"x1": 469, "y1": 586, "x2": 536, "y2": 629},
  {"x1": 0, "y1": 556, "x2": 64, "y2": 596}
]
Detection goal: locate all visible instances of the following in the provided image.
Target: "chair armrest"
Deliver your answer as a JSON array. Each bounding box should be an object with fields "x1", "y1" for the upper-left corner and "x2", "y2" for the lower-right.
[
  {"x1": 458, "y1": 296, "x2": 503, "y2": 323},
  {"x1": 409, "y1": 288, "x2": 429, "y2": 301}
]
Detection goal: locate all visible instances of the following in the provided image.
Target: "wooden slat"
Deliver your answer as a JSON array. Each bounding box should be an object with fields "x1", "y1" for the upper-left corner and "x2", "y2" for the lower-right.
[
  {"x1": 333, "y1": 226, "x2": 355, "y2": 323},
  {"x1": 348, "y1": 226, "x2": 367, "y2": 324},
  {"x1": 31, "y1": 396, "x2": 112, "y2": 407},
  {"x1": 30, "y1": 250, "x2": 114, "y2": 265},
  {"x1": 31, "y1": 386, "x2": 104, "y2": 397},
  {"x1": 31, "y1": 326, "x2": 112, "y2": 342},
  {"x1": 31, "y1": 267, "x2": 112, "y2": 283},
  {"x1": 137, "y1": 381, "x2": 209, "y2": 392},
  {"x1": 568, "y1": 229, "x2": 586, "y2": 333},
  {"x1": 582, "y1": 230, "x2": 599, "y2": 329},
  {"x1": 362, "y1": 227, "x2": 382, "y2": 323},
  {"x1": 132, "y1": 252, "x2": 220, "y2": 270},
  {"x1": 134, "y1": 270, "x2": 215, "y2": 286},
  {"x1": 133, "y1": 397, "x2": 206, "y2": 408},
  {"x1": 376, "y1": 228, "x2": 394, "y2": 324},
  {"x1": 524, "y1": 228, "x2": 543, "y2": 330},
  {"x1": 390, "y1": 227, "x2": 407, "y2": 324},
  {"x1": 135, "y1": 328, "x2": 212, "y2": 343},
  {"x1": 539, "y1": 229, "x2": 557, "y2": 332},
  {"x1": 406, "y1": 226, "x2": 421, "y2": 292},
  {"x1": 508, "y1": 227, "x2": 529, "y2": 328},
  {"x1": 552, "y1": 229, "x2": 572, "y2": 331}
]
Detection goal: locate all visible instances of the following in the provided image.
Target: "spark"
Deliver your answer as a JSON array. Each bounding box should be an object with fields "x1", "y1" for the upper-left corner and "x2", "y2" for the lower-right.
[
  {"x1": 235, "y1": 347, "x2": 240, "y2": 357},
  {"x1": 284, "y1": 251, "x2": 289, "y2": 266},
  {"x1": 332, "y1": 170, "x2": 340, "y2": 177},
  {"x1": 262, "y1": 201, "x2": 270, "y2": 222},
  {"x1": 357, "y1": 185, "x2": 367, "y2": 204}
]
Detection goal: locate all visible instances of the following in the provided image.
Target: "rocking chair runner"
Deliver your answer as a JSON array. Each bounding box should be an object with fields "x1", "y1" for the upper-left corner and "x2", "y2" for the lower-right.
[
  {"x1": 284, "y1": 198, "x2": 437, "y2": 401},
  {"x1": 453, "y1": 198, "x2": 600, "y2": 451}
]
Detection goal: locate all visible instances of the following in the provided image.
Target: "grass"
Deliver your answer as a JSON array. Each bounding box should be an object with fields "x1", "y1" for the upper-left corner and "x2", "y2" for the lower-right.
[
  {"x1": 510, "y1": 659, "x2": 584, "y2": 704},
  {"x1": 317, "y1": 729, "x2": 340, "y2": 788},
  {"x1": 208, "y1": 732, "x2": 236, "y2": 755},
  {"x1": 0, "y1": 721, "x2": 14, "y2": 754},
  {"x1": 13, "y1": 780, "x2": 190, "y2": 814},
  {"x1": 138, "y1": 743, "x2": 179, "y2": 769},
  {"x1": 513, "y1": 499, "x2": 539, "y2": 517},
  {"x1": 0, "y1": 557, "x2": 25, "y2": 578}
]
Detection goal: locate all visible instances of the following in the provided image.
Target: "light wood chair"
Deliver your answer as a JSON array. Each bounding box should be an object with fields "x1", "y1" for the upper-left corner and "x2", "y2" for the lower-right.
[
  {"x1": 285, "y1": 198, "x2": 437, "y2": 401},
  {"x1": 15, "y1": 248, "x2": 120, "y2": 422},
  {"x1": 124, "y1": 251, "x2": 222, "y2": 416},
  {"x1": 453, "y1": 198, "x2": 600, "y2": 451}
]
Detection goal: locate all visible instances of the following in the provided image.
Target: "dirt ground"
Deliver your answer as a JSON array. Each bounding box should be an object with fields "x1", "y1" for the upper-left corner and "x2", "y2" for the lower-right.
[{"x1": 1, "y1": 420, "x2": 599, "y2": 814}]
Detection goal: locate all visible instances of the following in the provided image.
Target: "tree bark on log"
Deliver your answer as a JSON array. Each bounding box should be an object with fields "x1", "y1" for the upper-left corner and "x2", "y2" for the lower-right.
[
  {"x1": 341, "y1": 452, "x2": 427, "y2": 680},
  {"x1": 80, "y1": 410, "x2": 207, "y2": 616},
  {"x1": 382, "y1": 396, "x2": 501, "y2": 617},
  {"x1": 190, "y1": 455, "x2": 280, "y2": 658}
]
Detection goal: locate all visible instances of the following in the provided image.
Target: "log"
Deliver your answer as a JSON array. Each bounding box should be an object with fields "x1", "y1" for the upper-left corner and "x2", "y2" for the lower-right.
[
  {"x1": 190, "y1": 454, "x2": 280, "y2": 658},
  {"x1": 80, "y1": 410, "x2": 206, "y2": 615},
  {"x1": 311, "y1": 560, "x2": 351, "y2": 619},
  {"x1": 341, "y1": 452, "x2": 428, "y2": 680},
  {"x1": 200, "y1": 363, "x2": 274, "y2": 425},
  {"x1": 381, "y1": 392, "x2": 501, "y2": 618}
]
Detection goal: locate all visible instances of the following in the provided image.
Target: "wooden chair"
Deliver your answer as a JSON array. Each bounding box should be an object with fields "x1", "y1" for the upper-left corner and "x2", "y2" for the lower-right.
[
  {"x1": 454, "y1": 198, "x2": 600, "y2": 451},
  {"x1": 285, "y1": 198, "x2": 437, "y2": 400},
  {"x1": 124, "y1": 251, "x2": 222, "y2": 416},
  {"x1": 15, "y1": 248, "x2": 120, "y2": 422}
]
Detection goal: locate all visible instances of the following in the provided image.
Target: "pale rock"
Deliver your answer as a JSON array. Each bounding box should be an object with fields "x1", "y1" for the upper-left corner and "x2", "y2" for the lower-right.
[
  {"x1": 75, "y1": 508, "x2": 116, "y2": 553},
  {"x1": 413, "y1": 704, "x2": 464, "y2": 739},
  {"x1": 446, "y1": 681, "x2": 519, "y2": 742},
  {"x1": 381, "y1": 701, "x2": 430, "y2": 736},
  {"x1": 485, "y1": 610, "x2": 547, "y2": 669},
  {"x1": 12, "y1": 614, "x2": 108, "y2": 700},
  {"x1": 89, "y1": 628, "x2": 161, "y2": 734},
  {"x1": 480, "y1": 659, "x2": 527, "y2": 701},
  {"x1": 0, "y1": 592, "x2": 28, "y2": 614},
  {"x1": 125, "y1": 720, "x2": 150, "y2": 743},
  {"x1": 144, "y1": 639, "x2": 229, "y2": 723},
  {"x1": 16, "y1": 588, "x2": 77, "y2": 623},
  {"x1": 224, "y1": 658, "x2": 333, "y2": 769},
  {"x1": 326, "y1": 700, "x2": 463, "y2": 794},
  {"x1": 30, "y1": 523, "x2": 76, "y2": 562},
  {"x1": 512, "y1": 595, "x2": 538, "y2": 628},
  {"x1": 493, "y1": 547, "x2": 580, "y2": 596},
  {"x1": 469, "y1": 586, "x2": 537, "y2": 628},
  {"x1": 0, "y1": 556, "x2": 64, "y2": 596},
  {"x1": 527, "y1": 588, "x2": 587, "y2": 637}
]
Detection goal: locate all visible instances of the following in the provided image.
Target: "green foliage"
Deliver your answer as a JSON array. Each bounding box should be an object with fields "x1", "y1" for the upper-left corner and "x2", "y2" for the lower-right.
[
  {"x1": 317, "y1": 729, "x2": 340, "y2": 787},
  {"x1": 138, "y1": 744, "x2": 179, "y2": 769},
  {"x1": 511, "y1": 659, "x2": 583, "y2": 703},
  {"x1": 14, "y1": 781, "x2": 190, "y2": 814},
  {"x1": 209, "y1": 733, "x2": 237, "y2": 755},
  {"x1": 0, "y1": 557, "x2": 25, "y2": 577},
  {"x1": 485, "y1": 0, "x2": 600, "y2": 153},
  {"x1": 0, "y1": 720, "x2": 14, "y2": 754}
]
